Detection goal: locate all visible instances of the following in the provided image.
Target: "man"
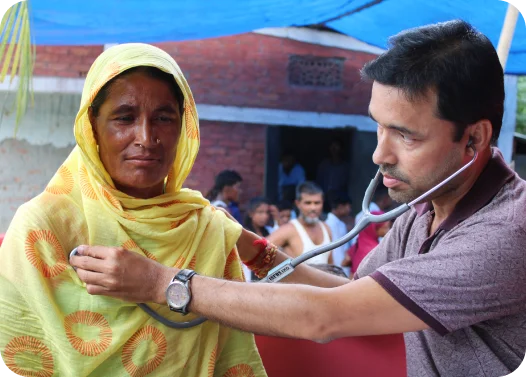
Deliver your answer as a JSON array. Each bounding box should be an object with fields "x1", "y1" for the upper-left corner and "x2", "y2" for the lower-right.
[
  {"x1": 325, "y1": 193, "x2": 352, "y2": 275},
  {"x1": 316, "y1": 139, "x2": 349, "y2": 202},
  {"x1": 266, "y1": 200, "x2": 294, "y2": 234},
  {"x1": 278, "y1": 151, "x2": 305, "y2": 202},
  {"x1": 206, "y1": 169, "x2": 243, "y2": 222},
  {"x1": 267, "y1": 181, "x2": 333, "y2": 265},
  {"x1": 72, "y1": 20, "x2": 526, "y2": 376}
]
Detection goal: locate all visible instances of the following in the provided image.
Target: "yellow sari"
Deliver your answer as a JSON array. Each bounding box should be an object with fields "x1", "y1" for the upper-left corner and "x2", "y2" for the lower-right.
[{"x1": 0, "y1": 43, "x2": 266, "y2": 377}]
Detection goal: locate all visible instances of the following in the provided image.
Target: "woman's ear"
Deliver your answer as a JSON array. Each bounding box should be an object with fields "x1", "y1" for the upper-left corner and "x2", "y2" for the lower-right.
[{"x1": 88, "y1": 106, "x2": 99, "y2": 145}]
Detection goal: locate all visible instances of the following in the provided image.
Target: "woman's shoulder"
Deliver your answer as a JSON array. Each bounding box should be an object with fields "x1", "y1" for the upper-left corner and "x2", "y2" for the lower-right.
[{"x1": 10, "y1": 191, "x2": 83, "y2": 234}]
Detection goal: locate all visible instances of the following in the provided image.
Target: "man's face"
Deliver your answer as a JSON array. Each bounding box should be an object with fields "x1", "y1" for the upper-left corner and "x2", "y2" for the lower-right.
[
  {"x1": 335, "y1": 203, "x2": 351, "y2": 218},
  {"x1": 278, "y1": 209, "x2": 292, "y2": 226},
  {"x1": 296, "y1": 193, "x2": 323, "y2": 224},
  {"x1": 224, "y1": 182, "x2": 242, "y2": 203},
  {"x1": 370, "y1": 82, "x2": 470, "y2": 203}
]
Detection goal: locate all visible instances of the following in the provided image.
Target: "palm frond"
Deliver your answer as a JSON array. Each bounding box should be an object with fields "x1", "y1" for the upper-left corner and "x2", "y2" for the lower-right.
[{"x1": 0, "y1": 1, "x2": 34, "y2": 135}]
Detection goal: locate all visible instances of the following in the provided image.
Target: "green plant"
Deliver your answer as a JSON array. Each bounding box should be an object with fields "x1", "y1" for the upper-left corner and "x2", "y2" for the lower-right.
[{"x1": 0, "y1": 1, "x2": 34, "y2": 135}]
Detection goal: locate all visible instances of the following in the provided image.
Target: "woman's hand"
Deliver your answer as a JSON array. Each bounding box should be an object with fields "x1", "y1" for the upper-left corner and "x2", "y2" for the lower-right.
[{"x1": 70, "y1": 245, "x2": 176, "y2": 305}]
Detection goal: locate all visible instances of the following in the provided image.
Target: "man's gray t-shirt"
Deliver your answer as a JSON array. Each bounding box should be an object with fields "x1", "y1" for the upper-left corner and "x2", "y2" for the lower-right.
[{"x1": 356, "y1": 149, "x2": 526, "y2": 377}]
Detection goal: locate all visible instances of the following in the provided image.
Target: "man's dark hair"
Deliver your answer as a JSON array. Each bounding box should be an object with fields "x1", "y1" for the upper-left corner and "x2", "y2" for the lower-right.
[
  {"x1": 361, "y1": 20, "x2": 504, "y2": 143},
  {"x1": 296, "y1": 181, "x2": 323, "y2": 201},
  {"x1": 277, "y1": 200, "x2": 294, "y2": 211},
  {"x1": 329, "y1": 193, "x2": 352, "y2": 211},
  {"x1": 206, "y1": 170, "x2": 242, "y2": 200}
]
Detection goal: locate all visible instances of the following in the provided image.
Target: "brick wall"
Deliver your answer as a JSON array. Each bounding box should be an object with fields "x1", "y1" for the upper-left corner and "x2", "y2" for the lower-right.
[
  {"x1": 156, "y1": 35, "x2": 374, "y2": 114},
  {"x1": 186, "y1": 121, "x2": 267, "y2": 208},
  {"x1": 34, "y1": 45, "x2": 104, "y2": 77},
  {"x1": 34, "y1": 33, "x2": 375, "y2": 114}
]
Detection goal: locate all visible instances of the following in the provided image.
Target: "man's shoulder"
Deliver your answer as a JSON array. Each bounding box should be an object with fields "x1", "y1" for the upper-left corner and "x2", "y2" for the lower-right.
[
  {"x1": 474, "y1": 175, "x2": 526, "y2": 230},
  {"x1": 271, "y1": 222, "x2": 297, "y2": 237}
]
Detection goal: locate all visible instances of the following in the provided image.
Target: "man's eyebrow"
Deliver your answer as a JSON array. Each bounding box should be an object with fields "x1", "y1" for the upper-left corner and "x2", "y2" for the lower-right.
[{"x1": 368, "y1": 109, "x2": 422, "y2": 137}]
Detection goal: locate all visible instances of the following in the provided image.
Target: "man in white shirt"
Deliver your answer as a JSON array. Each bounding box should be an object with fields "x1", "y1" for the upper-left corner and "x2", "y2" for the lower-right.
[{"x1": 325, "y1": 193, "x2": 352, "y2": 276}]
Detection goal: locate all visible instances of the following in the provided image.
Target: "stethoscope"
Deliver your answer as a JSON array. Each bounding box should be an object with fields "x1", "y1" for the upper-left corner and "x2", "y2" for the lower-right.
[{"x1": 70, "y1": 143, "x2": 478, "y2": 329}]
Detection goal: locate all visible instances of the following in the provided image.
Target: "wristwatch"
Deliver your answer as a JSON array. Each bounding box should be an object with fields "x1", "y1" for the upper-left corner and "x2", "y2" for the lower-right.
[{"x1": 165, "y1": 269, "x2": 197, "y2": 315}]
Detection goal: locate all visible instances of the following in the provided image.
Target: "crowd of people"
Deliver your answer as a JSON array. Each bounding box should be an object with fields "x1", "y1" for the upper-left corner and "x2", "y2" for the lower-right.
[{"x1": 208, "y1": 166, "x2": 394, "y2": 280}]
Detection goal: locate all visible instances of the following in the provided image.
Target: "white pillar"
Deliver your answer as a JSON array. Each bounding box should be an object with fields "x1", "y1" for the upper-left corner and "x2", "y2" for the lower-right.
[{"x1": 496, "y1": 4, "x2": 519, "y2": 69}]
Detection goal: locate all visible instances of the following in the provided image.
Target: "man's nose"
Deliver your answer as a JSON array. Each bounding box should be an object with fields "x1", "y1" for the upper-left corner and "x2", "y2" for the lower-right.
[{"x1": 372, "y1": 129, "x2": 396, "y2": 166}]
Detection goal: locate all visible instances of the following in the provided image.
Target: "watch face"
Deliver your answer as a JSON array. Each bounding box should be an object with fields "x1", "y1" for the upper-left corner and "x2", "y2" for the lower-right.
[{"x1": 166, "y1": 281, "x2": 190, "y2": 309}]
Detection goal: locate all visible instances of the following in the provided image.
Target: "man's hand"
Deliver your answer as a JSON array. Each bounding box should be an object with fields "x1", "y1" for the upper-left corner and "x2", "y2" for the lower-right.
[{"x1": 70, "y1": 245, "x2": 176, "y2": 305}]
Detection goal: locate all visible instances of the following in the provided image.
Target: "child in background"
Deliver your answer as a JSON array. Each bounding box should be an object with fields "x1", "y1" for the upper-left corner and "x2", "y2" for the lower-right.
[{"x1": 342, "y1": 211, "x2": 391, "y2": 276}]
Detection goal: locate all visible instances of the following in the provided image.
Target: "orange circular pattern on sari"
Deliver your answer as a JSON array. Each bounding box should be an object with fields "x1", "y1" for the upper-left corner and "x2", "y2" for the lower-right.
[
  {"x1": 170, "y1": 213, "x2": 190, "y2": 229},
  {"x1": 122, "y1": 212, "x2": 137, "y2": 222},
  {"x1": 81, "y1": 116, "x2": 96, "y2": 145},
  {"x1": 45, "y1": 166, "x2": 74, "y2": 195},
  {"x1": 156, "y1": 199, "x2": 182, "y2": 208},
  {"x1": 64, "y1": 311, "x2": 112, "y2": 356},
  {"x1": 122, "y1": 326, "x2": 167, "y2": 377},
  {"x1": 79, "y1": 165, "x2": 98, "y2": 200},
  {"x1": 101, "y1": 187, "x2": 121, "y2": 210},
  {"x1": 174, "y1": 255, "x2": 196, "y2": 270},
  {"x1": 222, "y1": 364, "x2": 255, "y2": 377},
  {"x1": 184, "y1": 107, "x2": 199, "y2": 140},
  {"x1": 122, "y1": 240, "x2": 157, "y2": 261},
  {"x1": 224, "y1": 249, "x2": 243, "y2": 281},
  {"x1": 3, "y1": 336, "x2": 54, "y2": 377},
  {"x1": 89, "y1": 62, "x2": 122, "y2": 104},
  {"x1": 208, "y1": 344, "x2": 218, "y2": 377},
  {"x1": 25, "y1": 230, "x2": 67, "y2": 278}
]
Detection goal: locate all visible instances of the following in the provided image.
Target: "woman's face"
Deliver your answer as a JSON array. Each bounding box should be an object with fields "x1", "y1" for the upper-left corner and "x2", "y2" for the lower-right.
[
  {"x1": 251, "y1": 203, "x2": 270, "y2": 228},
  {"x1": 89, "y1": 71, "x2": 182, "y2": 199},
  {"x1": 224, "y1": 182, "x2": 242, "y2": 203}
]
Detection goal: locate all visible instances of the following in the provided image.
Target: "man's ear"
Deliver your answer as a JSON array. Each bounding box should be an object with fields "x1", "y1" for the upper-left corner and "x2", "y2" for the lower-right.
[
  {"x1": 467, "y1": 119, "x2": 493, "y2": 151},
  {"x1": 87, "y1": 106, "x2": 99, "y2": 145}
]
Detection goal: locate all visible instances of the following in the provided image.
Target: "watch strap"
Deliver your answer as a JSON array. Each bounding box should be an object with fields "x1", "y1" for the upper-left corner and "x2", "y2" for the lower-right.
[{"x1": 173, "y1": 269, "x2": 197, "y2": 284}]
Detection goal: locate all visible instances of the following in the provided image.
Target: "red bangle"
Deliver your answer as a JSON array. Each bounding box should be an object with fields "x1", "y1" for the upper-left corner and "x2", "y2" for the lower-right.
[{"x1": 245, "y1": 238, "x2": 268, "y2": 266}]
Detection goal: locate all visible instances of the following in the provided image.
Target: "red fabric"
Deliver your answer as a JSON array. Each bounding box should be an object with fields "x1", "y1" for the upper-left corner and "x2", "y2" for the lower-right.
[
  {"x1": 347, "y1": 211, "x2": 387, "y2": 273},
  {"x1": 255, "y1": 334, "x2": 406, "y2": 377},
  {"x1": 0, "y1": 234, "x2": 4, "y2": 247}
]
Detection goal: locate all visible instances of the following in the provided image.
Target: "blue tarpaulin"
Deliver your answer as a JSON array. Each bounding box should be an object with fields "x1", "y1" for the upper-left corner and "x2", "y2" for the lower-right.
[{"x1": 19, "y1": 0, "x2": 526, "y2": 74}]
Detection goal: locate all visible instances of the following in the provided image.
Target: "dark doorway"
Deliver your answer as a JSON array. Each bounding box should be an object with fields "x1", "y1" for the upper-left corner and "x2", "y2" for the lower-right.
[
  {"x1": 265, "y1": 126, "x2": 379, "y2": 216},
  {"x1": 264, "y1": 126, "x2": 354, "y2": 207}
]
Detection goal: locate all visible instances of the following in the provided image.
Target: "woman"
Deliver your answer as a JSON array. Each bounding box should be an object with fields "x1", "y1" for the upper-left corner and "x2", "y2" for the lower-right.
[
  {"x1": 244, "y1": 197, "x2": 271, "y2": 238},
  {"x1": 0, "y1": 44, "x2": 266, "y2": 377},
  {"x1": 206, "y1": 170, "x2": 243, "y2": 222},
  {"x1": 342, "y1": 211, "x2": 391, "y2": 275}
]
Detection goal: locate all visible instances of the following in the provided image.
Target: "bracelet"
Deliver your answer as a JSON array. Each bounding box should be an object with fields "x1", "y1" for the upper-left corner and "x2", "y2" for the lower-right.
[
  {"x1": 246, "y1": 238, "x2": 278, "y2": 279},
  {"x1": 244, "y1": 238, "x2": 268, "y2": 267}
]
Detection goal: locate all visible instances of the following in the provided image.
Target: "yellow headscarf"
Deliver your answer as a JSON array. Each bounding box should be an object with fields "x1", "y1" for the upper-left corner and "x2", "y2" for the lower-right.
[{"x1": 0, "y1": 43, "x2": 266, "y2": 377}]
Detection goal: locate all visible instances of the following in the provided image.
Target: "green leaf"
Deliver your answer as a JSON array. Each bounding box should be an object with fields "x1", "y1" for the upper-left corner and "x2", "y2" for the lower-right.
[{"x1": 0, "y1": 1, "x2": 33, "y2": 136}]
